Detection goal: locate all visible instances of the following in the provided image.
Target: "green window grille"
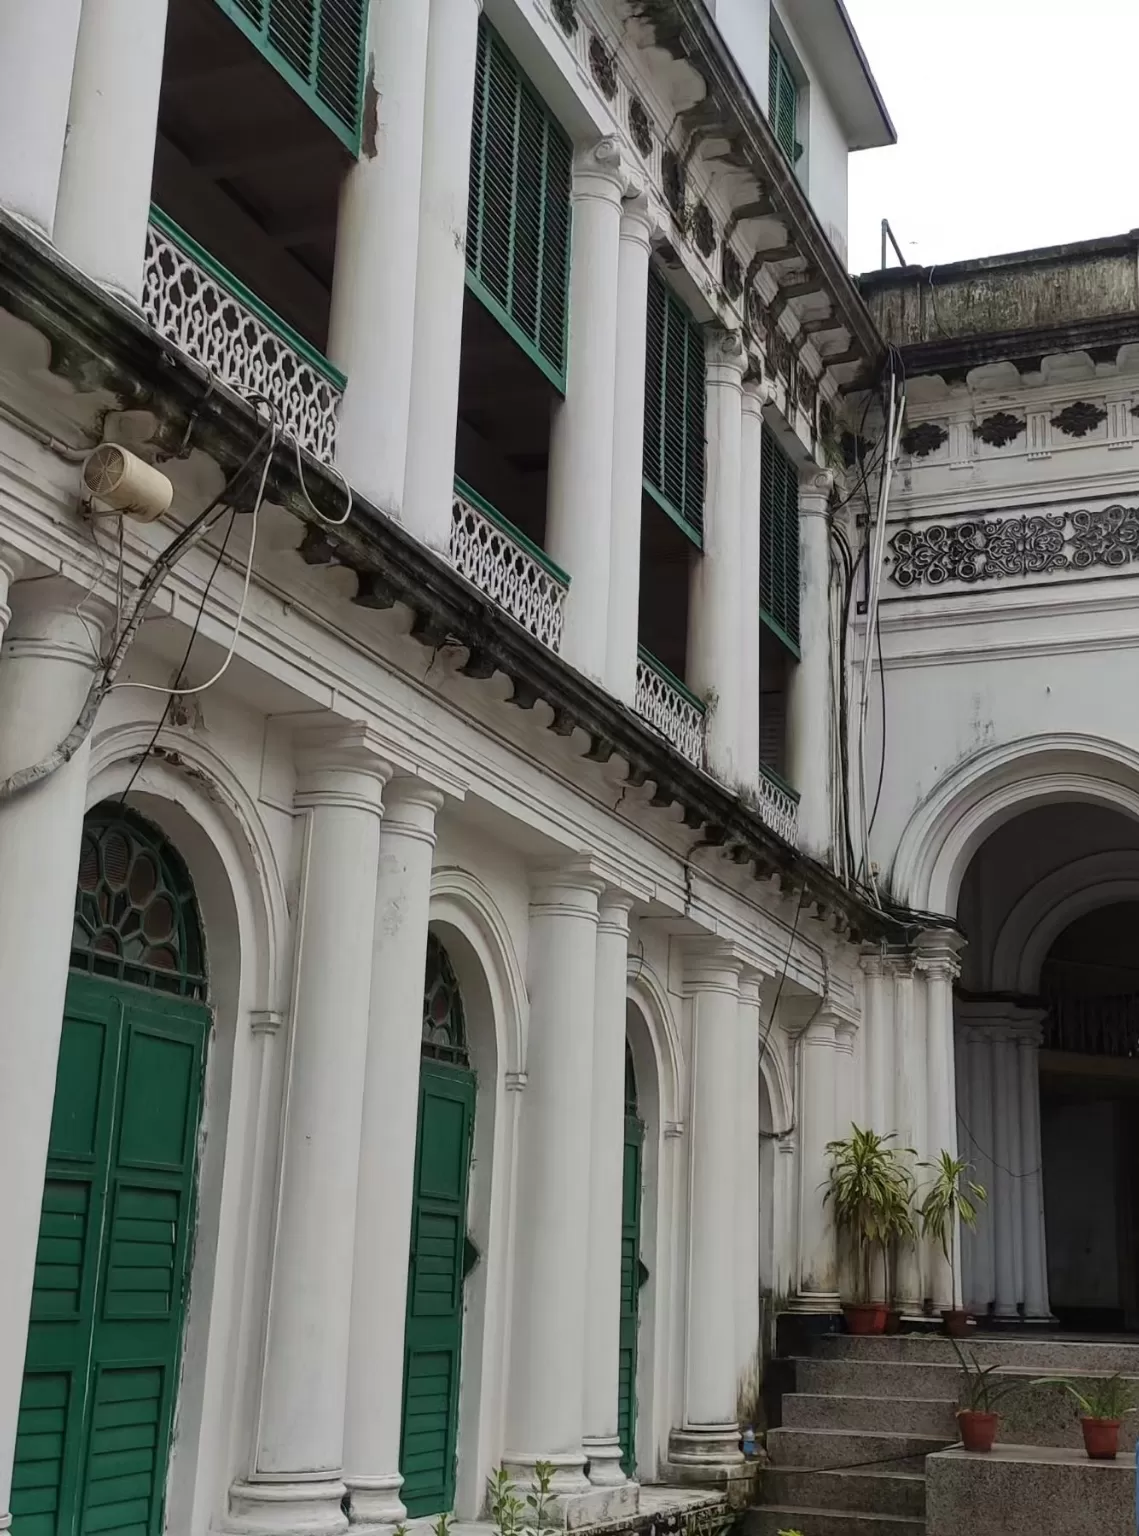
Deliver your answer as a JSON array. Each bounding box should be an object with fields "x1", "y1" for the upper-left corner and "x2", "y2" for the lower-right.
[
  {"x1": 215, "y1": 0, "x2": 368, "y2": 152},
  {"x1": 466, "y1": 16, "x2": 573, "y2": 391},
  {"x1": 760, "y1": 426, "x2": 801, "y2": 656},
  {"x1": 643, "y1": 266, "x2": 706, "y2": 545},
  {"x1": 72, "y1": 807, "x2": 206, "y2": 998},
  {"x1": 768, "y1": 39, "x2": 800, "y2": 164}
]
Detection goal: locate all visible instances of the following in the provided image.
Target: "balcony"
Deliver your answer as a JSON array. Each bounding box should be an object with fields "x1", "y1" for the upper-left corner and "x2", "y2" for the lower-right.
[
  {"x1": 753, "y1": 764, "x2": 800, "y2": 846},
  {"x1": 142, "y1": 210, "x2": 343, "y2": 464},
  {"x1": 450, "y1": 481, "x2": 568, "y2": 653},
  {"x1": 635, "y1": 647, "x2": 706, "y2": 767}
]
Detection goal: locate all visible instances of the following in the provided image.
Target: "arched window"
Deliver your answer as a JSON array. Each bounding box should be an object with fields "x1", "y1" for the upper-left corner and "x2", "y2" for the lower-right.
[
  {"x1": 422, "y1": 933, "x2": 469, "y2": 1068},
  {"x1": 71, "y1": 806, "x2": 205, "y2": 998}
]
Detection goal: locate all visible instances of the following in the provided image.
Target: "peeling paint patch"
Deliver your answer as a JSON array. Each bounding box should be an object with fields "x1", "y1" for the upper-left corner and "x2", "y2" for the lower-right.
[{"x1": 361, "y1": 55, "x2": 379, "y2": 160}]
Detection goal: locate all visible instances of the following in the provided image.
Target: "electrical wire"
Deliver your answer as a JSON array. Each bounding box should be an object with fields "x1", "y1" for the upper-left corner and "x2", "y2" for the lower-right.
[{"x1": 756, "y1": 886, "x2": 808, "y2": 1140}]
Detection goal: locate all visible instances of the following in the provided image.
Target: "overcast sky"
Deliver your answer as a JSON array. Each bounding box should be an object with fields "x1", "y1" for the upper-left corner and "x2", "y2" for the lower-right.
[{"x1": 843, "y1": 0, "x2": 1139, "y2": 276}]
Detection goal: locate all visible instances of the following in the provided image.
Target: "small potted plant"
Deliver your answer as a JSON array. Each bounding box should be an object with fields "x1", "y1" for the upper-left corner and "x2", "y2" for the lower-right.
[
  {"x1": 951, "y1": 1338, "x2": 1030, "y2": 1453},
  {"x1": 918, "y1": 1150, "x2": 986, "y2": 1337},
  {"x1": 825, "y1": 1126, "x2": 913, "y2": 1335},
  {"x1": 1038, "y1": 1375, "x2": 1139, "y2": 1460}
]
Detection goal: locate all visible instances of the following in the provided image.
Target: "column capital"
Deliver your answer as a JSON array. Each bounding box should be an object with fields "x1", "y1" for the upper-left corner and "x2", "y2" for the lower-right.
[
  {"x1": 597, "y1": 889, "x2": 636, "y2": 936},
  {"x1": 738, "y1": 969, "x2": 764, "y2": 1008},
  {"x1": 914, "y1": 928, "x2": 964, "y2": 982},
  {"x1": 705, "y1": 327, "x2": 747, "y2": 384},
  {"x1": 294, "y1": 721, "x2": 392, "y2": 814},
  {"x1": 529, "y1": 859, "x2": 606, "y2": 913},
  {"x1": 380, "y1": 775, "x2": 445, "y2": 845},
  {"x1": 741, "y1": 373, "x2": 773, "y2": 417},
  {"x1": 682, "y1": 936, "x2": 745, "y2": 994},
  {"x1": 572, "y1": 136, "x2": 628, "y2": 202},
  {"x1": 798, "y1": 470, "x2": 835, "y2": 517},
  {"x1": 618, "y1": 185, "x2": 659, "y2": 249},
  {"x1": 4, "y1": 574, "x2": 113, "y2": 666},
  {"x1": 860, "y1": 945, "x2": 890, "y2": 979}
]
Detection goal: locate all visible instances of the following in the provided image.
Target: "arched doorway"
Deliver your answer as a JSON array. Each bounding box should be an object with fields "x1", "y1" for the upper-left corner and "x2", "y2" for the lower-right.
[
  {"x1": 12, "y1": 806, "x2": 210, "y2": 1535},
  {"x1": 399, "y1": 934, "x2": 477, "y2": 1517},
  {"x1": 952, "y1": 800, "x2": 1139, "y2": 1328},
  {"x1": 619, "y1": 1043, "x2": 646, "y2": 1477}
]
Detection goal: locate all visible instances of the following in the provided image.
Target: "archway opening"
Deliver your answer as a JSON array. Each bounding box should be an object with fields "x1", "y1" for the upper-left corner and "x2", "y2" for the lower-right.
[{"x1": 954, "y1": 800, "x2": 1139, "y2": 1331}]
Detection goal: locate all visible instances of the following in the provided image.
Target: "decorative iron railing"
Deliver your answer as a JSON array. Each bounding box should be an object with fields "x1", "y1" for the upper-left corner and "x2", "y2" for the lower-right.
[
  {"x1": 450, "y1": 481, "x2": 568, "y2": 653},
  {"x1": 1044, "y1": 995, "x2": 1139, "y2": 1058},
  {"x1": 142, "y1": 209, "x2": 343, "y2": 465},
  {"x1": 635, "y1": 647, "x2": 706, "y2": 767},
  {"x1": 755, "y1": 764, "x2": 800, "y2": 845}
]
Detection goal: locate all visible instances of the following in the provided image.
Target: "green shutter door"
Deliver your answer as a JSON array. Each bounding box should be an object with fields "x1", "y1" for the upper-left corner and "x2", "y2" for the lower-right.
[
  {"x1": 643, "y1": 267, "x2": 706, "y2": 545},
  {"x1": 12, "y1": 976, "x2": 207, "y2": 1536},
  {"x1": 759, "y1": 426, "x2": 802, "y2": 657},
  {"x1": 617, "y1": 1111, "x2": 644, "y2": 1478},
  {"x1": 400, "y1": 1062, "x2": 476, "y2": 1518}
]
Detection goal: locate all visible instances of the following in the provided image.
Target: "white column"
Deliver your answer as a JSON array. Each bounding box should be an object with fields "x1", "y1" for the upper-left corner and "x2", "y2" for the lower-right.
[
  {"x1": 53, "y1": 0, "x2": 167, "y2": 302},
  {"x1": 0, "y1": 578, "x2": 104, "y2": 1534},
  {"x1": 965, "y1": 1029, "x2": 996, "y2": 1316},
  {"x1": 402, "y1": 0, "x2": 483, "y2": 553},
  {"x1": 893, "y1": 959, "x2": 925, "y2": 1314},
  {"x1": 231, "y1": 728, "x2": 387, "y2": 1536},
  {"x1": 604, "y1": 192, "x2": 655, "y2": 705},
  {"x1": 688, "y1": 330, "x2": 745, "y2": 785},
  {"x1": 0, "y1": 0, "x2": 82, "y2": 235},
  {"x1": 991, "y1": 1031, "x2": 1020, "y2": 1320},
  {"x1": 343, "y1": 780, "x2": 444, "y2": 1526},
  {"x1": 0, "y1": 548, "x2": 21, "y2": 645},
  {"x1": 328, "y1": 0, "x2": 430, "y2": 517},
  {"x1": 793, "y1": 1007, "x2": 840, "y2": 1310},
  {"x1": 506, "y1": 868, "x2": 602, "y2": 1496},
  {"x1": 1019, "y1": 1024, "x2": 1051, "y2": 1322},
  {"x1": 670, "y1": 942, "x2": 743, "y2": 1477},
  {"x1": 546, "y1": 140, "x2": 626, "y2": 684},
  {"x1": 735, "y1": 971, "x2": 763, "y2": 1403},
  {"x1": 583, "y1": 893, "x2": 636, "y2": 1498},
  {"x1": 786, "y1": 470, "x2": 835, "y2": 858},
  {"x1": 738, "y1": 377, "x2": 766, "y2": 791},
  {"x1": 917, "y1": 935, "x2": 962, "y2": 1310},
  {"x1": 860, "y1": 952, "x2": 892, "y2": 1136}
]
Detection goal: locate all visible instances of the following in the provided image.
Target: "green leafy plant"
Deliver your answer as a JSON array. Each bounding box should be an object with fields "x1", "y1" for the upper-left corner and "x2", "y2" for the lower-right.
[
  {"x1": 487, "y1": 1460, "x2": 558, "y2": 1536},
  {"x1": 824, "y1": 1126, "x2": 915, "y2": 1303},
  {"x1": 951, "y1": 1337, "x2": 1032, "y2": 1413},
  {"x1": 777, "y1": 1528, "x2": 805, "y2": 1536},
  {"x1": 1038, "y1": 1375, "x2": 1139, "y2": 1420},
  {"x1": 919, "y1": 1150, "x2": 986, "y2": 1309},
  {"x1": 432, "y1": 1515, "x2": 455, "y2": 1536}
]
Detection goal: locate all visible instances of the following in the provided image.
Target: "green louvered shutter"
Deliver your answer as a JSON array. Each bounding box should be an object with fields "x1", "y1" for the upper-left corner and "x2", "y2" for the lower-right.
[
  {"x1": 214, "y1": 0, "x2": 368, "y2": 151},
  {"x1": 642, "y1": 266, "x2": 706, "y2": 545},
  {"x1": 768, "y1": 41, "x2": 799, "y2": 163},
  {"x1": 466, "y1": 17, "x2": 573, "y2": 390},
  {"x1": 760, "y1": 426, "x2": 801, "y2": 655}
]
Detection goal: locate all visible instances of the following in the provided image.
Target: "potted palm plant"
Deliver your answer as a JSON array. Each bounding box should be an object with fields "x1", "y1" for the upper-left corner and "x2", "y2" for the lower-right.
[
  {"x1": 825, "y1": 1127, "x2": 913, "y2": 1335},
  {"x1": 951, "y1": 1338, "x2": 1032, "y2": 1453},
  {"x1": 1037, "y1": 1375, "x2": 1139, "y2": 1460},
  {"x1": 918, "y1": 1150, "x2": 986, "y2": 1337}
]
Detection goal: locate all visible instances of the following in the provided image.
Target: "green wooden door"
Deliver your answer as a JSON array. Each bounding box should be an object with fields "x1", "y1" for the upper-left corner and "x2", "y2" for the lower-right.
[
  {"x1": 11, "y1": 975, "x2": 207, "y2": 1536},
  {"x1": 399, "y1": 1061, "x2": 475, "y2": 1517},
  {"x1": 618, "y1": 1109, "x2": 645, "y2": 1478}
]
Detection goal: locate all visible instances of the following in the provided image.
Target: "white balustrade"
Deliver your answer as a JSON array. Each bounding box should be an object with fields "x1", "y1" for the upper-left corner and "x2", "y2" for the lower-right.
[
  {"x1": 450, "y1": 488, "x2": 567, "y2": 653},
  {"x1": 635, "y1": 650, "x2": 706, "y2": 766},
  {"x1": 755, "y1": 767, "x2": 800, "y2": 844},
  {"x1": 142, "y1": 214, "x2": 342, "y2": 464}
]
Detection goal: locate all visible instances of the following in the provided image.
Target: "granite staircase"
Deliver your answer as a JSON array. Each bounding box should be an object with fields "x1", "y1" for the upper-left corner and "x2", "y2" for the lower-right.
[{"x1": 744, "y1": 1331, "x2": 1139, "y2": 1536}]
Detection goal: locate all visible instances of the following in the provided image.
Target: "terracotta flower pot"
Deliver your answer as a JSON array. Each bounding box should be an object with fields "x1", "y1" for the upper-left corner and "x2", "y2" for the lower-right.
[
  {"x1": 941, "y1": 1308, "x2": 970, "y2": 1338},
  {"x1": 1081, "y1": 1417, "x2": 1121, "y2": 1460},
  {"x1": 843, "y1": 1302, "x2": 888, "y2": 1335},
  {"x1": 957, "y1": 1408, "x2": 998, "y2": 1453}
]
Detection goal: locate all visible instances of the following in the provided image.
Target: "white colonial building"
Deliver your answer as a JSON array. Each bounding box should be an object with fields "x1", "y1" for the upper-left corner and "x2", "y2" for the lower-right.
[
  {"x1": 860, "y1": 237, "x2": 1139, "y2": 1335},
  {"x1": 0, "y1": 3, "x2": 1016, "y2": 1536}
]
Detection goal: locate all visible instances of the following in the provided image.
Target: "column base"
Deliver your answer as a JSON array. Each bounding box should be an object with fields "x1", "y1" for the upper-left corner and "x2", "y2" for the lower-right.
[
  {"x1": 344, "y1": 1472, "x2": 407, "y2": 1529},
  {"x1": 502, "y1": 1453, "x2": 624, "y2": 1529},
  {"x1": 664, "y1": 1428, "x2": 753, "y2": 1508},
  {"x1": 226, "y1": 1477, "x2": 349, "y2": 1535},
  {"x1": 582, "y1": 1437, "x2": 634, "y2": 1500},
  {"x1": 790, "y1": 1290, "x2": 842, "y2": 1314}
]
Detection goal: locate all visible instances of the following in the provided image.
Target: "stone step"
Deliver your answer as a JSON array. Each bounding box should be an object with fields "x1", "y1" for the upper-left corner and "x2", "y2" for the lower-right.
[
  {"x1": 748, "y1": 1505, "x2": 924, "y2": 1536},
  {"x1": 766, "y1": 1426, "x2": 949, "y2": 1471},
  {"x1": 783, "y1": 1393, "x2": 958, "y2": 1437},
  {"x1": 816, "y1": 1332, "x2": 1139, "y2": 1374},
  {"x1": 796, "y1": 1356, "x2": 962, "y2": 1400},
  {"x1": 761, "y1": 1468, "x2": 926, "y2": 1519}
]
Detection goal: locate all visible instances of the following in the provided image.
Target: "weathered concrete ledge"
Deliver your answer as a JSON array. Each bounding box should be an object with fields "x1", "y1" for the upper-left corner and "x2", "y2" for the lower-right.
[{"x1": 926, "y1": 1444, "x2": 1136, "y2": 1536}]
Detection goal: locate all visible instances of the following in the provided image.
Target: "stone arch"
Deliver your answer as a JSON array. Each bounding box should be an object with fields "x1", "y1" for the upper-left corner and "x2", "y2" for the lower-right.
[
  {"x1": 429, "y1": 867, "x2": 526, "y2": 1518},
  {"x1": 85, "y1": 722, "x2": 289, "y2": 1536},
  {"x1": 890, "y1": 733, "x2": 1139, "y2": 918},
  {"x1": 990, "y1": 849, "x2": 1139, "y2": 993},
  {"x1": 625, "y1": 959, "x2": 683, "y2": 1480}
]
